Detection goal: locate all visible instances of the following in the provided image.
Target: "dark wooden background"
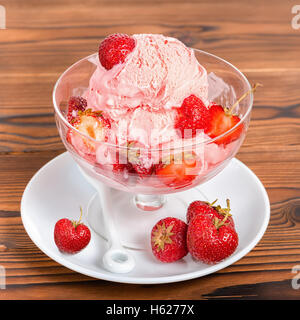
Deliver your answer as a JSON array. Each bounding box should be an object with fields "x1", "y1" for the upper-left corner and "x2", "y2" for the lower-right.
[{"x1": 0, "y1": 0, "x2": 299, "y2": 299}]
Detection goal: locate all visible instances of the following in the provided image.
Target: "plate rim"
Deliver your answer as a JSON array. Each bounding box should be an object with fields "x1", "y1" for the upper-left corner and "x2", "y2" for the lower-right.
[{"x1": 21, "y1": 152, "x2": 270, "y2": 284}]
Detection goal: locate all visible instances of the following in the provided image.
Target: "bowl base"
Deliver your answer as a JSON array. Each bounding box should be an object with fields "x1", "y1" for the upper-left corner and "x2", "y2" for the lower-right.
[{"x1": 86, "y1": 187, "x2": 209, "y2": 250}]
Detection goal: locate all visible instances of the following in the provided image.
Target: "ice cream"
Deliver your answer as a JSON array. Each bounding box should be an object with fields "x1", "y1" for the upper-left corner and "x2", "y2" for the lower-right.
[
  {"x1": 83, "y1": 33, "x2": 209, "y2": 148},
  {"x1": 86, "y1": 34, "x2": 208, "y2": 113}
]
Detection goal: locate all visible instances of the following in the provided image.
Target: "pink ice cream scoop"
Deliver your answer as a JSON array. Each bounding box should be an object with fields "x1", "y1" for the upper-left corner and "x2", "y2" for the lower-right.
[
  {"x1": 85, "y1": 34, "x2": 208, "y2": 116},
  {"x1": 83, "y1": 33, "x2": 209, "y2": 149}
]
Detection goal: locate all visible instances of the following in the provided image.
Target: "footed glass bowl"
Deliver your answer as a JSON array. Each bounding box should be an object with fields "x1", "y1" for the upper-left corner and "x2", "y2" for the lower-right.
[{"x1": 53, "y1": 49, "x2": 253, "y2": 211}]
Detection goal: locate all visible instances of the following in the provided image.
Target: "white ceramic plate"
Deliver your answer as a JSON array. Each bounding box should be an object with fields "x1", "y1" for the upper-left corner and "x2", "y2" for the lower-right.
[{"x1": 21, "y1": 152, "x2": 270, "y2": 284}]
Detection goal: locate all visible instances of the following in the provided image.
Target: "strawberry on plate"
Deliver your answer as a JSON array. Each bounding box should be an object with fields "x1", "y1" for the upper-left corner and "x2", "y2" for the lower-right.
[
  {"x1": 187, "y1": 200, "x2": 217, "y2": 224},
  {"x1": 174, "y1": 94, "x2": 210, "y2": 139},
  {"x1": 155, "y1": 151, "x2": 201, "y2": 189},
  {"x1": 187, "y1": 199, "x2": 235, "y2": 228},
  {"x1": 206, "y1": 103, "x2": 243, "y2": 145},
  {"x1": 151, "y1": 217, "x2": 188, "y2": 263},
  {"x1": 99, "y1": 33, "x2": 136, "y2": 70},
  {"x1": 187, "y1": 199, "x2": 238, "y2": 264},
  {"x1": 54, "y1": 208, "x2": 91, "y2": 254}
]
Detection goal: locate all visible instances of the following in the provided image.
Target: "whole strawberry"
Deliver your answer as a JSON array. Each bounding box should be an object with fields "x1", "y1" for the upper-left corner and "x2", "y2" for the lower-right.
[
  {"x1": 54, "y1": 208, "x2": 91, "y2": 254},
  {"x1": 175, "y1": 94, "x2": 210, "y2": 138},
  {"x1": 187, "y1": 199, "x2": 238, "y2": 264},
  {"x1": 99, "y1": 33, "x2": 136, "y2": 70},
  {"x1": 187, "y1": 199, "x2": 235, "y2": 228},
  {"x1": 151, "y1": 217, "x2": 188, "y2": 263}
]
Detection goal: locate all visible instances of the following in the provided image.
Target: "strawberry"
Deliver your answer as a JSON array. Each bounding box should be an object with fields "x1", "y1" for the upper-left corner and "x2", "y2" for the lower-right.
[
  {"x1": 175, "y1": 94, "x2": 210, "y2": 138},
  {"x1": 73, "y1": 109, "x2": 111, "y2": 139},
  {"x1": 99, "y1": 33, "x2": 136, "y2": 70},
  {"x1": 54, "y1": 208, "x2": 91, "y2": 254},
  {"x1": 187, "y1": 199, "x2": 238, "y2": 264},
  {"x1": 155, "y1": 151, "x2": 200, "y2": 189},
  {"x1": 112, "y1": 160, "x2": 135, "y2": 177},
  {"x1": 67, "y1": 96, "x2": 87, "y2": 123},
  {"x1": 112, "y1": 149, "x2": 137, "y2": 184},
  {"x1": 206, "y1": 83, "x2": 263, "y2": 145},
  {"x1": 187, "y1": 199, "x2": 235, "y2": 228},
  {"x1": 151, "y1": 217, "x2": 188, "y2": 263},
  {"x1": 187, "y1": 200, "x2": 217, "y2": 224},
  {"x1": 206, "y1": 103, "x2": 243, "y2": 145},
  {"x1": 126, "y1": 141, "x2": 154, "y2": 178},
  {"x1": 67, "y1": 109, "x2": 111, "y2": 163}
]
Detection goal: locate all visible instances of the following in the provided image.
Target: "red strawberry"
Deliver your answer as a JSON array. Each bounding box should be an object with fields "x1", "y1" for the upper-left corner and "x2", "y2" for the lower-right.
[
  {"x1": 187, "y1": 200, "x2": 217, "y2": 224},
  {"x1": 99, "y1": 33, "x2": 136, "y2": 70},
  {"x1": 175, "y1": 95, "x2": 210, "y2": 138},
  {"x1": 67, "y1": 96, "x2": 87, "y2": 123},
  {"x1": 132, "y1": 162, "x2": 153, "y2": 177},
  {"x1": 151, "y1": 217, "x2": 188, "y2": 263},
  {"x1": 155, "y1": 151, "x2": 200, "y2": 189},
  {"x1": 187, "y1": 199, "x2": 235, "y2": 228},
  {"x1": 187, "y1": 199, "x2": 238, "y2": 264},
  {"x1": 67, "y1": 109, "x2": 111, "y2": 162},
  {"x1": 112, "y1": 150, "x2": 137, "y2": 184},
  {"x1": 206, "y1": 103, "x2": 243, "y2": 145},
  {"x1": 126, "y1": 141, "x2": 154, "y2": 178},
  {"x1": 73, "y1": 109, "x2": 111, "y2": 139},
  {"x1": 112, "y1": 160, "x2": 135, "y2": 177},
  {"x1": 54, "y1": 208, "x2": 91, "y2": 254}
]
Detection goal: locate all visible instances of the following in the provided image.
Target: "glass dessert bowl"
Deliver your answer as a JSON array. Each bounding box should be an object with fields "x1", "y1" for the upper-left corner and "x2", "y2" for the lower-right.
[{"x1": 53, "y1": 49, "x2": 253, "y2": 213}]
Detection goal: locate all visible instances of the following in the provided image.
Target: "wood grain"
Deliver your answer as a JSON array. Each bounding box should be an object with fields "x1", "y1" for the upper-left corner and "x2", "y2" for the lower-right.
[{"x1": 0, "y1": 0, "x2": 299, "y2": 299}]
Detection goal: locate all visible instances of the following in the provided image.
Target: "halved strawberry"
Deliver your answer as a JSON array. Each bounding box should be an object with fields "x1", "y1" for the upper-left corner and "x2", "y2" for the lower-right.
[
  {"x1": 67, "y1": 109, "x2": 111, "y2": 163},
  {"x1": 73, "y1": 109, "x2": 110, "y2": 141},
  {"x1": 155, "y1": 152, "x2": 201, "y2": 189},
  {"x1": 206, "y1": 104, "x2": 243, "y2": 145}
]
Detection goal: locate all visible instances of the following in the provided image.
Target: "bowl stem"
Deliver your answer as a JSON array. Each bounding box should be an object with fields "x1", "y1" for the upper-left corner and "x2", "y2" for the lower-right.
[{"x1": 133, "y1": 194, "x2": 166, "y2": 211}]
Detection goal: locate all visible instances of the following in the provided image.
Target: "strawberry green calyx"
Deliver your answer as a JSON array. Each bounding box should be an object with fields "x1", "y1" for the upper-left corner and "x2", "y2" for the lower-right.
[
  {"x1": 77, "y1": 109, "x2": 103, "y2": 117},
  {"x1": 151, "y1": 217, "x2": 188, "y2": 263},
  {"x1": 204, "y1": 199, "x2": 218, "y2": 207},
  {"x1": 212, "y1": 199, "x2": 232, "y2": 229},
  {"x1": 72, "y1": 207, "x2": 83, "y2": 229},
  {"x1": 214, "y1": 199, "x2": 232, "y2": 217},
  {"x1": 152, "y1": 222, "x2": 175, "y2": 251}
]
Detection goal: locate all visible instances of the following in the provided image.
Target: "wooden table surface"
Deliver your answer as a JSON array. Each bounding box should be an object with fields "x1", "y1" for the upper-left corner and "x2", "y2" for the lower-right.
[{"x1": 0, "y1": 0, "x2": 299, "y2": 300}]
